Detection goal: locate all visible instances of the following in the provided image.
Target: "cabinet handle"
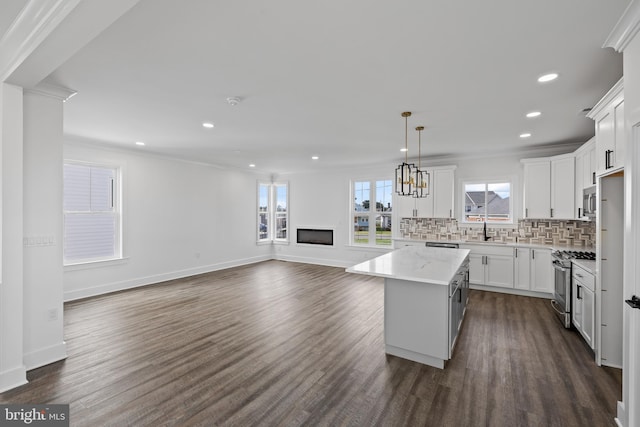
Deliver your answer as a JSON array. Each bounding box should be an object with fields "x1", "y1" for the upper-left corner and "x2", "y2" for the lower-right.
[
  {"x1": 550, "y1": 208, "x2": 554, "y2": 218},
  {"x1": 525, "y1": 208, "x2": 528, "y2": 218},
  {"x1": 514, "y1": 248, "x2": 518, "y2": 258},
  {"x1": 577, "y1": 284, "x2": 582, "y2": 300},
  {"x1": 449, "y1": 209, "x2": 452, "y2": 218},
  {"x1": 576, "y1": 273, "x2": 583, "y2": 278},
  {"x1": 578, "y1": 208, "x2": 582, "y2": 218},
  {"x1": 532, "y1": 250, "x2": 535, "y2": 260},
  {"x1": 606, "y1": 150, "x2": 614, "y2": 169},
  {"x1": 592, "y1": 172, "x2": 596, "y2": 185}
]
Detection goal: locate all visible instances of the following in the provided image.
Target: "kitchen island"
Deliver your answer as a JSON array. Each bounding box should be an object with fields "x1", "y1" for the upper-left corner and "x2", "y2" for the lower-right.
[{"x1": 347, "y1": 245, "x2": 470, "y2": 369}]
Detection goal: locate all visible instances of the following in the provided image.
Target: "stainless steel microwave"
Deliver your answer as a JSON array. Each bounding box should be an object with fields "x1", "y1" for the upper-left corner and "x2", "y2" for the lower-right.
[{"x1": 583, "y1": 186, "x2": 596, "y2": 218}]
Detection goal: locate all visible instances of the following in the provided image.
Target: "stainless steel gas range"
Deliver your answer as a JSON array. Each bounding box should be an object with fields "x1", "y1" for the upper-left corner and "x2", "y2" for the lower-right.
[{"x1": 550, "y1": 250, "x2": 596, "y2": 328}]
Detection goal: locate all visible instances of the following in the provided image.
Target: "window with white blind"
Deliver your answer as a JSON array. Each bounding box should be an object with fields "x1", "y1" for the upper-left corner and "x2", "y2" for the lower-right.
[{"x1": 63, "y1": 163, "x2": 121, "y2": 264}]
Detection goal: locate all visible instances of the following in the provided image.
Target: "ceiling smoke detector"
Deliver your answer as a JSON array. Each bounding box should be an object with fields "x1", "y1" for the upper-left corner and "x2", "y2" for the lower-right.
[{"x1": 227, "y1": 97, "x2": 241, "y2": 106}]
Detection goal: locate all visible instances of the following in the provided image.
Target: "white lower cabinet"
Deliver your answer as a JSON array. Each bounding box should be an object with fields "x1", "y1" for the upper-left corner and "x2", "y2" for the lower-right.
[
  {"x1": 530, "y1": 249, "x2": 553, "y2": 293},
  {"x1": 572, "y1": 263, "x2": 595, "y2": 349},
  {"x1": 514, "y1": 247, "x2": 553, "y2": 293},
  {"x1": 463, "y1": 245, "x2": 514, "y2": 289}
]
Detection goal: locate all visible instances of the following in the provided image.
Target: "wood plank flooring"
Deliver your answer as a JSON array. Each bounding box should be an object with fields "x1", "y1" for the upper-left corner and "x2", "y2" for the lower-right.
[{"x1": 1, "y1": 260, "x2": 622, "y2": 426}]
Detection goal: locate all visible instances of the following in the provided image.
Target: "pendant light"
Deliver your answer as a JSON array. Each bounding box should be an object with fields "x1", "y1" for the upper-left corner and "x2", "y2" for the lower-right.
[
  {"x1": 413, "y1": 126, "x2": 430, "y2": 198},
  {"x1": 395, "y1": 112, "x2": 416, "y2": 196}
]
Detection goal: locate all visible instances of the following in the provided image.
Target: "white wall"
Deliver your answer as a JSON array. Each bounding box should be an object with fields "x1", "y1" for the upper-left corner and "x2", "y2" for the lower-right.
[
  {"x1": 0, "y1": 83, "x2": 27, "y2": 392},
  {"x1": 63, "y1": 142, "x2": 273, "y2": 301},
  {"x1": 273, "y1": 163, "x2": 397, "y2": 267},
  {"x1": 23, "y1": 90, "x2": 67, "y2": 370}
]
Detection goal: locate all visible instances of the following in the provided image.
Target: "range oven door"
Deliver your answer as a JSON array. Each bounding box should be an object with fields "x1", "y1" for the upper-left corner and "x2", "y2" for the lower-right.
[{"x1": 551, "y1": 260, "x2": 571, "y2": 328}]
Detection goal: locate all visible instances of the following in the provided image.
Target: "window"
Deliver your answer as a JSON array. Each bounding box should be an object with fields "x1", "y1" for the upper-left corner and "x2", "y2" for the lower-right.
[
  {"x1": 63, "y1": 162, "x2": 121, "y2": 264},
  {"x1": 463, "y1": 181, "x2": 512, "y2": 223},
  {"x1": 257, "y1": 182, "x2": 288, "y2": 243},
  {"x1": 351, "y1": 179, "x2": 392, "y2": 246}
]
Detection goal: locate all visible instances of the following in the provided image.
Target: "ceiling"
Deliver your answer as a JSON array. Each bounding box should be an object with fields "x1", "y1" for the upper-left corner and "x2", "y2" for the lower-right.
[{"x1": 23, "y1": 1, "x2": 636, "y2": 173}]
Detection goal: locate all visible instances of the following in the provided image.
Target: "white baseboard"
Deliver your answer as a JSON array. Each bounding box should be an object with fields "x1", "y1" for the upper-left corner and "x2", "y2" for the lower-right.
[
  {"x1": 64, "y1": 255, "x2": 272, "y2": 301},
  {"x1": 0, "y1": 365, "x2": 28, "y2": 393},
  {"x1": 23, "y1": 341, "x2": 68, "y2": 371}
]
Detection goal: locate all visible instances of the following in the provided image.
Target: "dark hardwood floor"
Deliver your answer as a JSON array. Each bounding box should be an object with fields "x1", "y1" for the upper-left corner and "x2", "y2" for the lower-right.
[{"x1": 1, "y1": 260, "x2": 622, "y2": 426}]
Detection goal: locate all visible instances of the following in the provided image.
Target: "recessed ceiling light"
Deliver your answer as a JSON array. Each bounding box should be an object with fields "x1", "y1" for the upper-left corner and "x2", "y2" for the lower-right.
[
  {"x1": 135, "y1": 141, "x2": 145, "y2": 146},
  {"x1": 312, "y1": 156, "x2": 319, "y2": 160},
  {"x1": 526, "y1": 111, "x2": 541, "y2": 118},
  {"x1": 400, "y1": 148, "x2": 408, "y2": 152},
  {"x1": 538, "y1": 73, "x2": 558, "y2": 83},
  {"x1": 202, "y1": 122, "x2": 214, "y2": 128},
  {"x1": 520, "y1": 133, "x2": 532, "y2": 138},
  {"x1": 249, "y1": 164, "x2": 256, "y2": 168}
]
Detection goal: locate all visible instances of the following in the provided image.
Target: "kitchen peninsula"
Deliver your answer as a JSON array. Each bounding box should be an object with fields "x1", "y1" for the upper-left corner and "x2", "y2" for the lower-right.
[{"x1": 347, "y1": 246, "x2": 470, "y2": 369}]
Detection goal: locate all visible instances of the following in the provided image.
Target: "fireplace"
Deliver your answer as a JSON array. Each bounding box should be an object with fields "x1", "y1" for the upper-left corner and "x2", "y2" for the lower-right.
[{"x1": 296, "y1": 228, "x2": 333, "y2": 246}]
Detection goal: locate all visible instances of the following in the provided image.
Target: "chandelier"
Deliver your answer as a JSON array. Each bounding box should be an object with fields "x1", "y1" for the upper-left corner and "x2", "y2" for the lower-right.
[
  {"x1": 413, "y1": 125, "x2": 430, "y2": 198},
  {"x1": 395, "y1": 112, "x2": 416, "y2": 196},
  {"x1": 395, "y1": 112, "x2": 430, "y2": 197}
]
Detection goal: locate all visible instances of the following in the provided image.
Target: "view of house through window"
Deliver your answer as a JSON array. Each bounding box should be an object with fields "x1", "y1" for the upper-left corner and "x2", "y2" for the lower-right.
[
  {"x1": 257, "y1": 182, "x2": 288, "y2": 242},
  {"x1": 63, "y1": 162, "x2": 120, "y2": 264},
  {"x1": 352, "y1": 179, "x2": 393, "y2": 246},
  {"x1": 463, "y1": 182, "x2": 512, "y2": 223}
]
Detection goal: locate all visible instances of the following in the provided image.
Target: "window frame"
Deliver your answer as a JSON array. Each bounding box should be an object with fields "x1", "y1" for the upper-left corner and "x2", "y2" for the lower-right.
[
  {"x1": 63, "y1": 160, "x2": 122, "y2": 266},
  {"x1": 256, "y1": 181, "x2": 289, "y2": 244},
  {"x1": 461, "y1": 179, "x2": 514, "y2": 225},
  {"x1": 350, "y1": 178, "x2": 393, "y2": 247}
]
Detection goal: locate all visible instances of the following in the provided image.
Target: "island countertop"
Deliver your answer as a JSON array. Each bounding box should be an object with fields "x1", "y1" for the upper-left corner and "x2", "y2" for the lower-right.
[{"x1": 346, "y1": 246, "x2": 470, "y2": 285}]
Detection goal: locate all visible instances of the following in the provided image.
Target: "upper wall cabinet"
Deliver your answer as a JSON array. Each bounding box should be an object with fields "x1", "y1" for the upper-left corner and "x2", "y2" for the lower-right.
[
  {"x1": 522, "y1": 154, "x2": 575, "y2": 219},
  {"x1": 574, "y1": 138, "x2": 596, "y2": 218},
  {"x1": 394, "y1": 165, "x2": 456, "y2": 219},
  {"x1": 587, "y1": 78, "x2": 624, "y2": 176}
]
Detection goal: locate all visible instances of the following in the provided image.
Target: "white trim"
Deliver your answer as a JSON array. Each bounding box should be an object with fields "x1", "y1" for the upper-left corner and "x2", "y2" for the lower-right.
[
  {"x1": 26, "y1": 82, "x2": 76, "y2": 101},
  {"x1": 64, "y1": 256, "x2": 129, "y2": 271},
  {"x1": 604, "y1": 1, "x2": 640, "y2": 52},
  {"x1": 587, "y1": 78, "x2": 624, "y2": 120},
  {"x1": 0, "y1": 0, "x2": 82, "y2": 82},
  {"x1": 0, "y1": 366, "x2": 28, "y2": 394},
  {"x1": 23, "y1": 342, "x2": 67, "y2": 371}
]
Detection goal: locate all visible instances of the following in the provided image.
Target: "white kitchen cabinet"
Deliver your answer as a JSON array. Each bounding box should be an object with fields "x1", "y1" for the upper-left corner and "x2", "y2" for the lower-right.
[
  {"x1": 514, "y1": 247, "x2": 531, "y2": 290},
  {"x1": 574, "y1": 138, "x2": 596, "y2": 219},
  {"x1": 462, "y1": 245, "x2": 514, "y2": 289},
  {"x1": 530, "y1": 248, "x2": 553, "y2": 293},
  {"x1": 587, "y1": 78, "x2": 624, "y2": 176},
  {"x1": 522, "y1": 160, "x2": 550, "y2": 219},
  {"x1": 433, "y1": 168, "x2": 455, "y2": 218},
  {"x1": 522, "y1": 155, "x2": 575, "y2": 219},
  {"x1": 550, "y1": 155, "x2": 575, "y2": 219},
  {"x1": 513, "y1": 247, "x2": 553, "y2": 294},
  {"x1": 572, "y1": 263, "x2": 595, "y2": 349}
]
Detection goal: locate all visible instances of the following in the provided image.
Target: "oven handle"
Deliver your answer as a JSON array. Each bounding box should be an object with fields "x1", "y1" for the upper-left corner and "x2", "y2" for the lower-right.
[{"x1": 550, "y1": 299, "x2": 566, "y2": 316}]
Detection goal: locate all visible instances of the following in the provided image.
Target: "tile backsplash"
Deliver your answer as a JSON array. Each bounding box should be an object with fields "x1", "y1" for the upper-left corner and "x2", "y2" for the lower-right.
[{"x1": 399, "y1": 217, "x2": 595, "y2": 247}]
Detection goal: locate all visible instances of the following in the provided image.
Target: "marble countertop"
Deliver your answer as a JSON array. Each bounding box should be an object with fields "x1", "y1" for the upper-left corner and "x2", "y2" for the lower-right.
[{"x1": 346, "y1": 246, "x2": 470, "y2": 285}]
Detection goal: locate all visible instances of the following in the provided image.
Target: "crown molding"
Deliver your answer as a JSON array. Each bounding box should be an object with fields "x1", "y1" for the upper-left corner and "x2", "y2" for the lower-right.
[
  {"x1": 0, "y1": 0, "x2": 82, "y2": 83},
  {"x1": 603, "y1": 1, "x2": 640, "y2": 52},
  {"x1": 26, "y1": 81, "x2": 76, "y2": 101},
  {"x1": 586, "y1": 77, "x2": 624, "y2": 120}
]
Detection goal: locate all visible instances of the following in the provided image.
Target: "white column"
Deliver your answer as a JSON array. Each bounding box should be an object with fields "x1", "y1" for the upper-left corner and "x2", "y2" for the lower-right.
[
  {"x1": 22, "y1": 88, "x2": 68, "y2": 370},
  {"x1": 0, "y1": 82, "x2": 26, "y2": 392}
]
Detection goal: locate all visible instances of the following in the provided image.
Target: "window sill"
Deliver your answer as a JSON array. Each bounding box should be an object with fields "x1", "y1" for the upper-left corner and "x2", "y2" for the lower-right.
[{"x1": 64, "y1": 257, "x2": 129, "y2": 271}]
